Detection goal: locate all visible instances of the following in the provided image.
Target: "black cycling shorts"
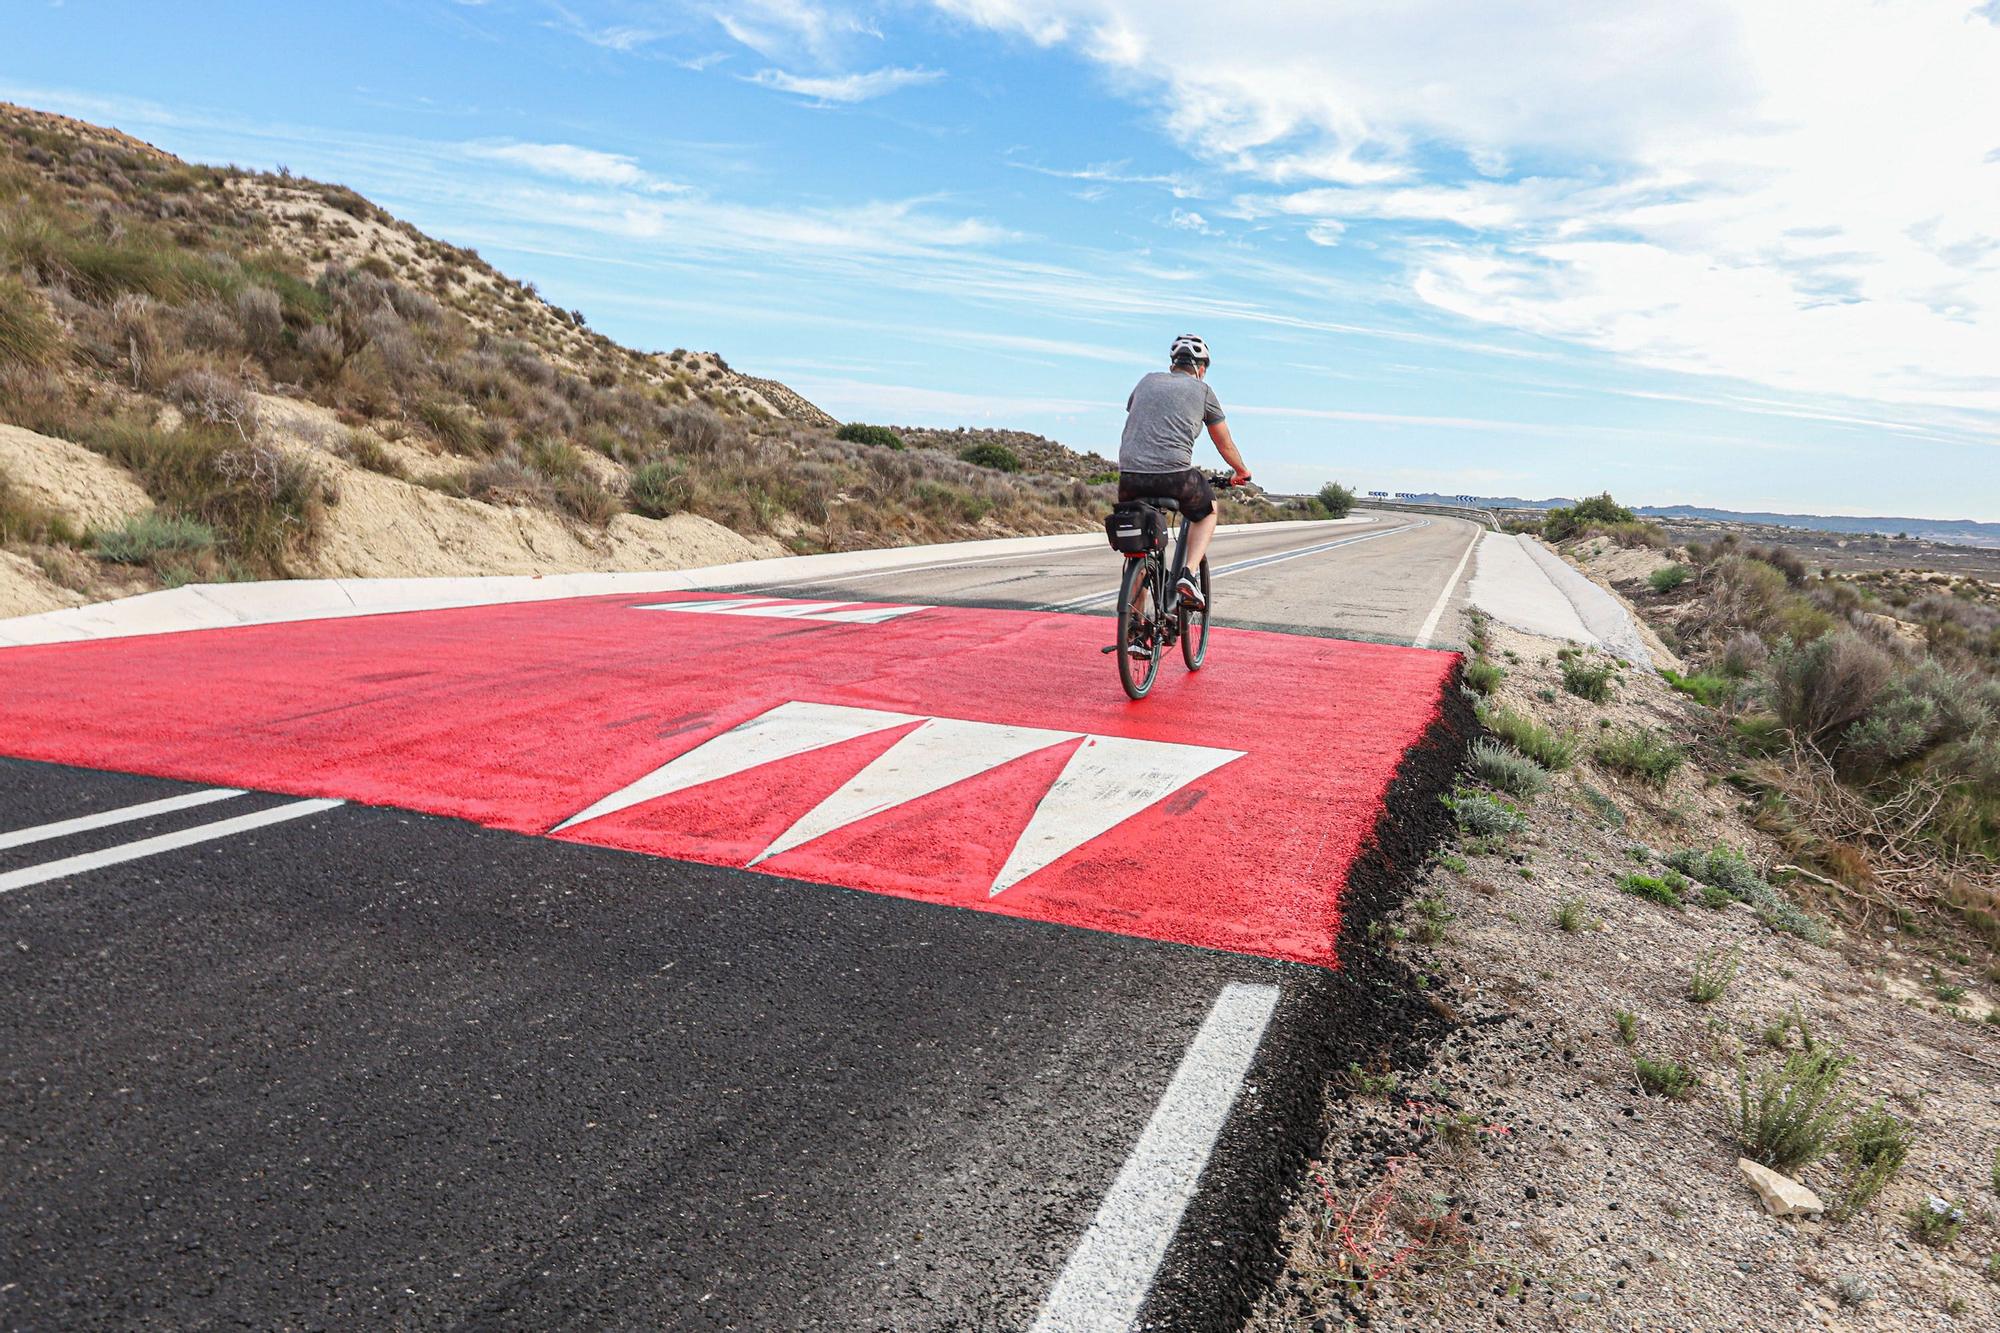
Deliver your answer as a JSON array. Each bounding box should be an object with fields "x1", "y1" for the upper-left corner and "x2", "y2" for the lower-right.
[{"x1": 1117, "y1": 468, "x2": 1214, "y2": 521}]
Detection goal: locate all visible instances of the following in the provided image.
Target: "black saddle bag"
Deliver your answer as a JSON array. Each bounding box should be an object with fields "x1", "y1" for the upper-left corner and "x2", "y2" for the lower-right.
[{"x1": 1104, "y1": 501, "x2": 1166, "y2": 555}]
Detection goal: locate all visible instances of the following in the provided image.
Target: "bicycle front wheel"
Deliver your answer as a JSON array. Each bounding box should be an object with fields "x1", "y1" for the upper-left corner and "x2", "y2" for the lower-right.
[
  {"x1": 1116, "y1": 557, "x2": 1162, "y2": 700},
  {"x1": 1180, "y1": 557, "x2": 1211, "y2": 669}
]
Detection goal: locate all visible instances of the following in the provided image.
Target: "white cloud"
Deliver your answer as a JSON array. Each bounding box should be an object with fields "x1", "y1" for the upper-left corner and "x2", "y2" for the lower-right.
[
  {"x1": 712, "y1": 0, "x2": 875, "y2": 64},
  {"x1": 1168, "y1": 208, "x2": 1211, "y2": 233},
  {"x1": 748, "y1": 66, "x2": 943, "y2": 103},
  {"x1": 935, "y1": 0, "x2": 2000, "y2": 415},
  {"x1": 463, "y1": 140, "x2": 679, "y2": 191},
  {"x1": 1005, "y1": 157, "x2": 1202, "y2": 198}
]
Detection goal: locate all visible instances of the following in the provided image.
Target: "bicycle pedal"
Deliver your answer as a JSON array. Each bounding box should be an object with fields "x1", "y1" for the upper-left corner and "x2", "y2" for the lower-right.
[{"x1": 1100, "y1": 644, "x2": 1119, "y2": 655}]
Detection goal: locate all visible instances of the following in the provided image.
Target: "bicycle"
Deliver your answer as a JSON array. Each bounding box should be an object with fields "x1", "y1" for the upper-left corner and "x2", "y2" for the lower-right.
[{"x1": 1102, "y1": 474, "x2": 1238, "y2": 700}]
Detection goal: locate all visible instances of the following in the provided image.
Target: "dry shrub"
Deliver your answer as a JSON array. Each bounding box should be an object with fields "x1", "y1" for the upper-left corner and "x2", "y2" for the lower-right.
[
  {"x1": 178, "y1": 300, "x2": 245, "y2": 352},
  {"x1": 1767, "y1": 631, "x2": 1894, "y2": 748},
  {"x1": 168, "y1": 367, "x2": 260, "y2": 440},
  {"x1": 297, "y1": 323, "x2": 342, "y2": 381},
  {"x1": 465, "y1": 451, "x2": 554, "y2": 508},
  {"x1": 236, "y1": 284, "x2": 283, "y2": 357},
  {"x1": 0, "y1": 275, "x2": 60, "y2": 370},
  {"x1": 107, "y1": 292, "x2": 160, "y2": 388},
  {"x1": 664, "y1": 404, "x2": 727, "y2": 453}
]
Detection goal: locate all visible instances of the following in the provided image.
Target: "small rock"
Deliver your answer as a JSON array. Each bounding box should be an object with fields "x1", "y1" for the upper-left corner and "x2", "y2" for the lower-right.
[{"x1": 1737, "y1": 1158, "x2": 1825, "y2": 1218}]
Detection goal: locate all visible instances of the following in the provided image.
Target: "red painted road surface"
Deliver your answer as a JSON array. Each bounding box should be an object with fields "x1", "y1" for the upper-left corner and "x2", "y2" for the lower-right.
[{"x1": 0, "y1": 594, "x2": 1456, "y2": 966}]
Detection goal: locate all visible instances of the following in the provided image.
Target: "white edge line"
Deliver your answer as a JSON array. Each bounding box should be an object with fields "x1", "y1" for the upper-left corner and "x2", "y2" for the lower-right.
[
  {"x1": 0, "y1": 787, "x2": 245, "y2": 852},
  {"x1": 0, "y1": 798, "x2": 345, "y2": 894},
  {"x1": 1412, "y1": 523, "x2": 1482, "y2": 649},
  {"x1": 1031, "y1": 981, "x2": 1280, "y2": 1333}
]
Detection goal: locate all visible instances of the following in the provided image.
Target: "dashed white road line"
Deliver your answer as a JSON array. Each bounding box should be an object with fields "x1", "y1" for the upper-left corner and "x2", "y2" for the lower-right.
[
  {"x1": 1032, "y1": 981, "x2": 1280, "y2": 1332},
  {"x1": 0, "y1": 788, "x2": 243, "y2": 851},
  {"x1": 0, "y1": 798, "x2": 344, "y2": 894},
  {"x1": 1413, "y1": 523, "x2": 1482, "y2": 649}
]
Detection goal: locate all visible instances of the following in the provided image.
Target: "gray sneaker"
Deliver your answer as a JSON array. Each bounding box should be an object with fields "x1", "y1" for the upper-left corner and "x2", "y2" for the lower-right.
[{"x1": 1175, "y1": 574, "x2": 1205, "y2": 611}]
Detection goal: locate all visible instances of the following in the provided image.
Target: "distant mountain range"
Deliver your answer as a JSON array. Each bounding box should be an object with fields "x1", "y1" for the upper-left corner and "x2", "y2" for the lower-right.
[{"x1": 1381, "y1": 494, "x2": 2000, "y2": 547}]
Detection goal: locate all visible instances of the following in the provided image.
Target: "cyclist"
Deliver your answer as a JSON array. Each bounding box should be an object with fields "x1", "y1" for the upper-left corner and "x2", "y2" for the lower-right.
[{"x1": 1116, "y1": 334, "x2": 1251, "y2": 611}]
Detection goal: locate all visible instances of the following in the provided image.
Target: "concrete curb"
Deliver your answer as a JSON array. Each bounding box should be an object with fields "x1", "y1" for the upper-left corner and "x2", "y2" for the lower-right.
[
  {"x1": 0, "y1": 517, "x2": 1364, "y2": 648},
  {"x1": 1467, "y1": 533, "x2": 1655, "y2": 667}
]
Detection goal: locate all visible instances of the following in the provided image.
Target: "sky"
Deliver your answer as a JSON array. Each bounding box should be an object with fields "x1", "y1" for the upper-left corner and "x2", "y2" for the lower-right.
[{"x1": 6, "y1": 0, "x2": 2000, "y2": 518}]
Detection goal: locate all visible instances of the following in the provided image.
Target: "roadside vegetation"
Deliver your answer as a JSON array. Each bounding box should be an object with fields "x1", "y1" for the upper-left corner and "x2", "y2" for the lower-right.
[{"x1": 1258, "y1": 507, "x2": 2000, "y2": 1331}]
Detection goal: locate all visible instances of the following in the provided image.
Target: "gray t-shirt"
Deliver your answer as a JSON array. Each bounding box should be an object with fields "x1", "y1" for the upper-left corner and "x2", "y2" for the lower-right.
[{"x1": 1118, "y1": 371, "x2": 1224, "y2": 473}]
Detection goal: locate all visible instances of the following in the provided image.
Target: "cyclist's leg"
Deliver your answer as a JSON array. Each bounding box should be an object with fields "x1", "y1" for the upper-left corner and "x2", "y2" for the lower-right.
[{"x1": 1176, "y1": 468, "x2": 1219, "y2": 570}]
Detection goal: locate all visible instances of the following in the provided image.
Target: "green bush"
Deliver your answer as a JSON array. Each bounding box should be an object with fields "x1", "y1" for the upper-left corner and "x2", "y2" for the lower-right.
[
  {"x1": 1830, "y1": 1102, "x2": 1913, "y2": 1220},
  {"x1": 1648, "y1": 563, "x2": 1692, "y2": 593},
  {"x1": 1620, "y1": 870, "x2": 1687, "y2": 910},
  {"x1": 1664, "y1": 846, "x2": 1828, "y2": 942},
  {"x1": 1660, "y1": 668, "x2": 1738, "y2": 709},
  {"x1": 960, "y1": 441, "x2": 1024, "y2": 472},
  {"x1": 1445, "y1": 789, "x2": 1527, "y2": 838},
  {"x1": 92, "y1": 511, "x2": 217, "y2": 564},
  {"x1": 627, "y1": 458, "x2": 690, "y2": 518},
  {"x1": 836, "y1": 422, "x2": 904, "y2": 450},
  {"x1": 1316, "y1": 481, "x2": 1356, "y2": 518},
  {"x1": 1688, "y1": 945, "x2": 1740, "y2": 1002},
  {"x1": 1544, "y1": 492, "x2": 1636, "y2": 541},
  {"x1": 1634, "y1": 1054, "x2": 1697, "y2": 1099},
  {"x1": 1736, "y1": 1047, "x2": 1853, "y2": 1173},
  {"x1": 1561, "y1": 657, "x2": 1616, "y2": 702},
  {"x1": 1554, "y1": 895, "x2": 1588, "y2": 932},
  {"x1": 1906, "y1": 1196, "x2": 1965, "y2": 1248},
  {"x1": 1471, "y1": 738, "x2": 1547, "y2": 798},
  {"x1": 1596, "y1": 727, "x2": 1685, "y2": 785},
  {"x1": 1463, "y1": 658, "x2": 1504, "y2": 695}
]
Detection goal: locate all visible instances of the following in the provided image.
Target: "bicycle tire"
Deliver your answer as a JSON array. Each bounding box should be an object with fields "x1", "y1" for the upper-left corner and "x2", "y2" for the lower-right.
[
  {"x1": 1116, "y1": 556, "x2": 1162, "y2": 700},
  {"x1": 1180, "y1": 557, "x2": 1211, "y2": 669}
]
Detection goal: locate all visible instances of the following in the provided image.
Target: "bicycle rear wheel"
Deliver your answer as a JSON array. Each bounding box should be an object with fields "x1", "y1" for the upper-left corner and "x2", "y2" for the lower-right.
[
  {"x1": 1116, "y1": 557, "x2": 1162, "y2": 700},
  {"x1": 1180, "y1": 557, "x2": 1211, "y2": 669}
]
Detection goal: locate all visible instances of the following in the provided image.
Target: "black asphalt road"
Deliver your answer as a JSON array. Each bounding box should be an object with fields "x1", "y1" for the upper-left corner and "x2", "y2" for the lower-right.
[
  {"x1": 733, "y1": 510, "x2": 1483, "y2": 647},
  {"x1": 0, "y1": 752, "x2": 1461, "y2": 1332}
]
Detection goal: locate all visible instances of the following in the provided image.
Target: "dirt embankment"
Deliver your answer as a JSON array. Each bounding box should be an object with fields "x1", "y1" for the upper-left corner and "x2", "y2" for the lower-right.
[{"x1": 1255, "y1": 568, "x2": 1998, "y2": 1331}]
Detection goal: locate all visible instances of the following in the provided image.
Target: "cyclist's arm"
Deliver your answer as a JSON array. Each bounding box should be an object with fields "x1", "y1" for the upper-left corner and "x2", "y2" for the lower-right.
[{"x1": 1208, "y1": 420, "x2": 1250, "y2": 484}]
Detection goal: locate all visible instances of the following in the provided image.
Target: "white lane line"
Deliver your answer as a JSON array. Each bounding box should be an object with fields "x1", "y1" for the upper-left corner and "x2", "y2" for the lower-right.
[
  {"x1": 1032, "y1": 982, "x2": 1280, "y2": 1333},
  {"x1": 1413, "y1": 523, "x2": 1482, "y2": 649},
  {"x1": 0, "y1": 788, "x2": 244, "y2": 851},
  {"x1": 0, "y1": 798, "x2": 345, "y2": 894},
  {"x1": 1041, "y1": 521, "x2": 1422, "y2": 611}
]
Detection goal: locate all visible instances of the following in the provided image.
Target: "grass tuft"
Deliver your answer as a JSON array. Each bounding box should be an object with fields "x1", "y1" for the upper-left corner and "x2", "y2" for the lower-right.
[
  {"x1": 1471, "y1": 738, "x2": 1547, "y2": 798},
  {"x1": 1596, "y1": 727, "x2": 1686, "y2": 785},
  {"x1": 1634, "y1": 1054, "x2": 1697, "y2": 1099},
  {"x1": 1561, "y1": 656, "x2": 1616, "y2": 702},
  {"x1": 1735, "y1": 1046, "x2": 1852, "y2": 1173},
  {"x1": 1483, "y1": 705, "x2": 1579, "y2": 769}
]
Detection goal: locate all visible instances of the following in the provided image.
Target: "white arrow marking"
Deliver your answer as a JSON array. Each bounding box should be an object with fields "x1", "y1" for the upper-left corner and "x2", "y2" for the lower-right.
[
  {"x1": 750, "y1": 717, "x2": 1078, "y2": 866},
  {"x1": 989, "y1": 735, "x2": 1243, "y2": 896},
  {"x1": 633, "y1": 598, "x2": 929, "y2": 624},
  {"x1": 552, "y1": 701, "x2": 920, "y2": 833}
]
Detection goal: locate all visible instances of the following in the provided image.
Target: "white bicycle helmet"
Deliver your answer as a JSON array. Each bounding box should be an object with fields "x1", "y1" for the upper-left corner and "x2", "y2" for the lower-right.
[{"x1": 1169, "y1": 333, "x2": 1210, "y2": 367}]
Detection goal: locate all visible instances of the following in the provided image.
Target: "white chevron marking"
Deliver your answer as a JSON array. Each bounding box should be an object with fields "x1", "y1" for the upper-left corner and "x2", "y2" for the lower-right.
[
  {"x1": 988, "y1": 735, "x2": 1244, "y2": 896},
  {"x1": 750, "y1": 717, "x2": 1079, "y2": 866},
  {"x1": 633, "y1": 596, "x2": 930, "y2": 624},
  {"x1": 634, "y1": 598, "x2": 784, "y2": 615},
  {"x1": 551, "y1": 701, "x2": 919, "y2": 833},
  {"x1": 712, "y1": 599, "x2": 858, "y2": 618}
]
